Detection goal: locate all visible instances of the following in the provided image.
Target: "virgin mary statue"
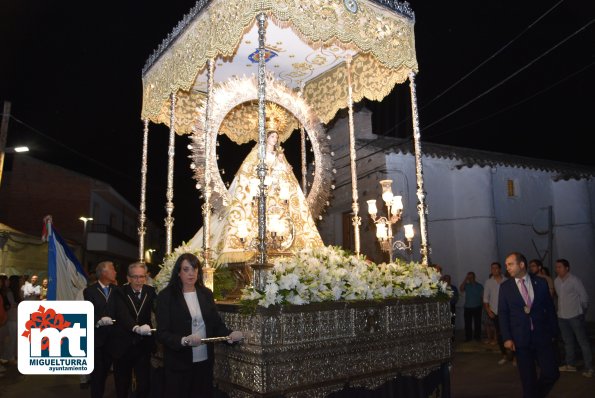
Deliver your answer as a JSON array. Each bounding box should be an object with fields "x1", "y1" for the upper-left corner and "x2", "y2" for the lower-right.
[{"x1": 187, "y1": 126, "x2": 324, "y2": 266}]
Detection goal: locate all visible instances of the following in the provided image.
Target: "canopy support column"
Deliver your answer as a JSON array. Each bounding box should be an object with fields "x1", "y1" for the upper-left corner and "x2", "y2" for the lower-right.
[
  {"x1": 164, "y1": 92, "x2": 176, "y2": 255},
  {"x1": 138, "y1": 119, "x2": 149, "y2": 261},
  {"x1": 202, "y1": 58, "x2": 215, "y2": 290},
  {"x1": 408, "y1": 72, "x2": 430, "y2": 265},
  {"x1": 253, "y1": 12, "x2": 272, "y2": 291},
  {"x1": 346, "y1": 56, "x2": 361, "y2": 255},
  {"x1": 300, "y1": 125, "x2": 307, "y2": 194}
]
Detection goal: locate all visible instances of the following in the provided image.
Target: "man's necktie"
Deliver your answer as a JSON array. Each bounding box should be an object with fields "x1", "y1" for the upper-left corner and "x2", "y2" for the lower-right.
[
  {"x1": 136, "y1": 291, "x2": 142, "y2": 300},
  {"x1": 519, "y1": 279, "x2": 533, "y2": 330},
  {"x1": 519, "y1": 279, "x2": 532, "y2": 307},
  {"x1": 102, "y1": 286, "x2": 109, "y2": 296}
]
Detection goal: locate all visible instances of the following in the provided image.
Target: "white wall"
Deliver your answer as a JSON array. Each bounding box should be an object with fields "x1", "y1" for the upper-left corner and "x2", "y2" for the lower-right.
[
  {"x1": 320, "y1": 111, "x2": 595, "y2": 322},
  {"x1": 552, "y1": 179, "x2": 595, "y2": 319}
]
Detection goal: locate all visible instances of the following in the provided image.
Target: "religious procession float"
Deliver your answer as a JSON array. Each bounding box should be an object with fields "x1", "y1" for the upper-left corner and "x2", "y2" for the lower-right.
[{"x1": 137, "y1": 0, "x2": 453, "y2": 396}]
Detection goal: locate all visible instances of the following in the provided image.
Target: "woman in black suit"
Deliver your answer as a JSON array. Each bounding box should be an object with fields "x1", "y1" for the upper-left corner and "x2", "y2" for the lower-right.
[{"x1": 156, "y1": 253, "x2": 243, "y2": 397}]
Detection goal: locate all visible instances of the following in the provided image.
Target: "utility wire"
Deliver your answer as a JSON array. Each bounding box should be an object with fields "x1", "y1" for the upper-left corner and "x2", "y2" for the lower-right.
[
  {"x1": 333, "y1": 57, "x2": 595, "y2": 172},
  {"x1": 333, "y1": 0, "x2": 569, "y2": 162},
  {"x1": 423, "y1": 18, "x2": 595, "y2": 131},
  {"x1": 7, "y1": 115, "x2": 135, "y2": 182},
  {"x1": 424, "y1": 59, "x2": 595, "y2": 140},
  {"x1": 391, "y1": 0, "x2": 567, "y2": 133},
  {"x1": 424, "y1": 0, "x2": 566, "y2": 108}
]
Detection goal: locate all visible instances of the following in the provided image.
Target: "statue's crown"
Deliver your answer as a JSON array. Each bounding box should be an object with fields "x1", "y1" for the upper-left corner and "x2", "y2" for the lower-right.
[{"x1": 265, "y1": 103, "x2": 289, "y2": 134}]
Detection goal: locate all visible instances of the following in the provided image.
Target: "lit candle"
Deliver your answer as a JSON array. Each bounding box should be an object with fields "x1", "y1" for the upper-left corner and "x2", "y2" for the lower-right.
[
  {"x1": 367, "y1": 199, "x2": 378, "y2": 216},
  {"x1": 380, "y1": 179, "x2": 394, "y2": 204},
  {"x1": 404, "y1": 224, "x2": 414, "y2": 240},
  {"x1": 376, "y1": 221, "x2": 388, "y2": 239},
  {"x1": 390, "y1": 196, "x2": 403, "y2": 215},
  {"x1": 249, "y1": 178, "x2": 260, "y2": 198},
  {"x1": 268, "y1": 214, "x2": 281, "y2": 234},
  {"x1": 382, "y1": 190, "x2": 393, "y2": 204},
  {"x1": 277, "y1": 218, "x2": 287, "y2": 237},
  {"x1": 237, "y1": 220, "x2": 249, "y2": 240},
  {"x1": 279, "y1": 182, "x2": 290, "y2": 201}
]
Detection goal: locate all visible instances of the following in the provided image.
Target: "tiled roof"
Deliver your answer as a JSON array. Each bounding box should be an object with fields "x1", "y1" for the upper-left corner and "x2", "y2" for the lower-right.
[{"x1": 358, "y1": 136, "x2": 595, "y2": 181}]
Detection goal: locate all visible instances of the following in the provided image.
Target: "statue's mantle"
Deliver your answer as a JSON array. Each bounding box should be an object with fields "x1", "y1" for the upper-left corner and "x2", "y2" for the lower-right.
[{"x1": 215, "y1": 297, "x2": 453, "y2": 398}]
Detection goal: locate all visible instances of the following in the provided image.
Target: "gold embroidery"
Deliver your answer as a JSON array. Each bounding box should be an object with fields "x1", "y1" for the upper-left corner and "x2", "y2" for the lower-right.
[
  {"x1": 189, "y1": 75, "x2": 333, "y2": 220},
  {"x1": 189, "y1": 146, "x2": 323, "y2": 266},
  {"x1": 141, "y1": 0, "x2": 418, "y2": 123}
]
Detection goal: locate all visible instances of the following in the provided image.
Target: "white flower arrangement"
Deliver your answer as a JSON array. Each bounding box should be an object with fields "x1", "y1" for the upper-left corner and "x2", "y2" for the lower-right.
[
  {"x1": 240, "y1": 246, "x2": 450, "y2": 308},
  {"x1": 155, "y1": 244, "x2": 449, "y2": 306}
]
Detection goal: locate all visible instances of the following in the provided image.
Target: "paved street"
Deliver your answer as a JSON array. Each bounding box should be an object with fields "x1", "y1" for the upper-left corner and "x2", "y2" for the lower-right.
[
  {"x1": 452, "y1": 339, "x2": 595, "y2": 398},
  {"x1": 1, "y1": 331, "x2": 594, "y2": 397}
]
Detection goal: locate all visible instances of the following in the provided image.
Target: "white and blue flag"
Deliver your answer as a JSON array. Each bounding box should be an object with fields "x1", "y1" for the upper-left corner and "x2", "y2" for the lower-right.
[{"x1": 44, "y1": 216, "x2": 88, "y2": 300}]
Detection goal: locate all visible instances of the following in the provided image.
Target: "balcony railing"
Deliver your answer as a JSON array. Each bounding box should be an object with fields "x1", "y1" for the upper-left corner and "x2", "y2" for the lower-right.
[{"x1": 87, "y1": 223, "x2": 137, "y2": 245}]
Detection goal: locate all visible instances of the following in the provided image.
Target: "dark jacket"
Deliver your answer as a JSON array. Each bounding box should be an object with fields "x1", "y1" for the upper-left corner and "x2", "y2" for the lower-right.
[
  {"x1": 83, "y1": 282, "x2": 117, "y2": 347},
  {"x1": 498, "y1": 274, "x2": 558, "y2": 348},
  {"x1": 156, "y1": 284, "x2": 230, "y2": 371},
  {"x1": 110, "y1": 284, "x2": 156, "y2": 359}
]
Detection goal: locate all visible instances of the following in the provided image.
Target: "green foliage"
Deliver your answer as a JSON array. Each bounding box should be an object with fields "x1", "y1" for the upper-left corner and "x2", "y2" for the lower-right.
[{"x1": 213, "y1": 268, "x2": 236, "y2": 300}]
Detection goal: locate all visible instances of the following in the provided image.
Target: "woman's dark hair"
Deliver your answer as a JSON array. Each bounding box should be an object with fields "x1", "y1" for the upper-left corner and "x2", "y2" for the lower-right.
[
  {"x1": 8, "y1": 275, "x2": 22, "y2": 303},
  {"x1": 167, "y1": 253, "x2": 204, "y2": 290}
]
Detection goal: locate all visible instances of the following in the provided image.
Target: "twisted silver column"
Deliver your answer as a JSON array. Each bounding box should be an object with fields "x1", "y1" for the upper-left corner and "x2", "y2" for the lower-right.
[
  {"x1": 202, "y1": 58, "x2": 215, "y2": 270},
  {"x1": 138, "y1": 119, "x2": 149, "y2": 260},
  {"x1": 408, "y1": 72, "x2": 430, "y2": 265},
  {"x1": 164, "y1": 92, "x2": 176, "y2": 255},
  {"x1": 252, "y1": 12, "x2": 272, "y2": 290},
  {"x1": 346, "y1": 56, "x2": 361, "y2": 255}
]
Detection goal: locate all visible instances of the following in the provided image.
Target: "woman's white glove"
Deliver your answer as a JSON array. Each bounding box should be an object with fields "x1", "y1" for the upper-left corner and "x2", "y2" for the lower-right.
[
  {"x1": 96, "y1": 316, "x2": 114, "y2": 327},
  {"x1": 228, "y1": 330, "x2": 244, "y2": 343},
  {"x1": 133, "y1": 324, "x2": 152, "y2": 336}
]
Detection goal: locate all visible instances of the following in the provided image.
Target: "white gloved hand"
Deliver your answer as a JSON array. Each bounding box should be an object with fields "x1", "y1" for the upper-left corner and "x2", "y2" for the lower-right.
[
  {"x1": 133, "y1": 324, "x2": 152, "y2": 336},
  {"x1": 96, "y1": 316, "x2": 114, "y2": 327},
  {"x1": 228, "y1": 330, "x2": 244, "y2": 343},
  {"x1": 183, "y1": 334, "x2": 202, "y2": 347}
]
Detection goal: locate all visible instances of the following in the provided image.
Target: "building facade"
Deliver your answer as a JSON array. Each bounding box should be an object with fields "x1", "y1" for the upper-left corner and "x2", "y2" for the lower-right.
[
  {"x1": 320, "y1": 108, "x2": 595, "y2": 322},
  {"x1": 0, "y1": 155, "x2": 163, "y2": 279}
]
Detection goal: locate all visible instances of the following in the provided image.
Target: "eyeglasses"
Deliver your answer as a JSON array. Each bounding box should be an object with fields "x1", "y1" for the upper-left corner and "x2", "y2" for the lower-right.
[{"x1": 129, "y1": 275, "x2": 146, "y2": 279}]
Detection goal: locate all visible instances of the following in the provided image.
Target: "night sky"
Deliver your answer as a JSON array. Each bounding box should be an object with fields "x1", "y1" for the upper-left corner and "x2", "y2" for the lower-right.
[{"x1": 1, "y1": 0, "x2": 594, "y2": 245}]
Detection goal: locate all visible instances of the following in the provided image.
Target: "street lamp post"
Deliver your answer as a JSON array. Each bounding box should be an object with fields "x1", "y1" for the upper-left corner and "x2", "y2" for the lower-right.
[
  {"x1": 1, "y1": 100, "x2": 30, "y2": 188},
  {"x1": 79, "y1": 216, "x2": 93, "y2": 270},
  {"x1": 0, "y1": 101, "x2": 11, "y2": 188},
  {"x1": 0, "y1": 146, "x2": 30, "y2": 189}
]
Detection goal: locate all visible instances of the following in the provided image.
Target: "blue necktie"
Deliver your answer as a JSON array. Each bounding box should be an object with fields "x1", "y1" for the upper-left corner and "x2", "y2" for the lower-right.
[{"x1": 102, "y1": 286, "x2": 109, "y2": 296}]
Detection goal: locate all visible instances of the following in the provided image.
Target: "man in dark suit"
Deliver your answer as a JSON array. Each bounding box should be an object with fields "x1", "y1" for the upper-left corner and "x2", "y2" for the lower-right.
[
  {"x1": 499, "y1": 252, "x2": 559, "y2": 398},
  {"x1": 111, "y1": 262, "x2": 156, "y2": 398},
  {"x1": 83, "y1": 260, "x2": 118, "y2": 398}
]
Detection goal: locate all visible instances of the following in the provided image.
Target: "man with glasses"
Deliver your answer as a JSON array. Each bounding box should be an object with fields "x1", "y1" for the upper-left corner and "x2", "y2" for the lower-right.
[{"x1": 110, "y1": 262, "x2": 157, "y2": 398}]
